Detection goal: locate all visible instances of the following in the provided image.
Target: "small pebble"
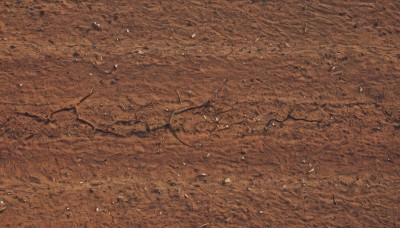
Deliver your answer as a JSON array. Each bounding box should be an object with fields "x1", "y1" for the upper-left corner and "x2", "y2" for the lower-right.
[
  {"x1": 223, "y1": 178, "x2": 231, "y2": 185},
  {"x1": 92, "y1": 22, "x2": 101, "y2": 30},
  {"x1": 117, "y1": 196, "x2": 126, "y2": 202}
]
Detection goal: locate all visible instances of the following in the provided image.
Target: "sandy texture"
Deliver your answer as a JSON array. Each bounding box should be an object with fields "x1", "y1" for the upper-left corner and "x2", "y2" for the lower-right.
[{"x1": 0, "y1": 0, "x2": 399, "y2": 227}]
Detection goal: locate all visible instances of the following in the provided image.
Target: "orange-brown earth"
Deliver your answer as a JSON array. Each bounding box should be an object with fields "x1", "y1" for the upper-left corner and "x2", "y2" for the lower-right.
[{"x1": 0, "y1": 0, "x2": 399, "y2": 227}]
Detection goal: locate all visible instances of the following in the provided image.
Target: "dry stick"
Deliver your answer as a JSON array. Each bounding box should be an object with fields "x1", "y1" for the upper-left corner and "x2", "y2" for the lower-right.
[
  {"x1": 215, "y1": 106, "x2": 237, "y2": 114},
  {"x1": 149, "y1": 79, "x2": 228, "y2": 147},
  {"x1": 264, "y1": 109, "x2": 322, "y2": 132},
  {"x1": 14, "y1": 80, "x2": 124, "y2": 138},
  {"x1": 175, "y1": 90, "x2": 182, "y2": 103},
  {"x1": 254, "y1": 35, "x2": 267, "y2": 43},
  {"x1": 107, "y1": 119, "x2": 153, "y2": 137},
  {"x1": 332, "y1": 194, "x2": 337, "y2": 205},
  {"x1": 15, "y1": 111, "x2": 49, "y2": 123},
  {"x1": 14, "y1": 79, "x2": 229, "y2": 143},
  {"x1": 148, "y1": 102, "x2": 211, "y2": 147},
  {"x1": 48, "y1": 82, "x2": 97, "y2": 119}
]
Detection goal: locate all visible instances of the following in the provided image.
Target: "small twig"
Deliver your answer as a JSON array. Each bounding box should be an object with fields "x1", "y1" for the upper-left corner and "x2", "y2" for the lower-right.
[
  {"x1": 14, "y1": 80, "x2": 117, "y2": 138},
  {"x1": 13, "y1": 78, "x2": 229, "y2": 145},
  {"x1": 215, "y1": 106, "x2": 237, "y2": 114},
  {"x1": 48, "y1": 107, "x2": 75, "y2": 119},
  {"x1": 0, "y1": 206, "x2": 7, "y2": 213},
  {"x1": 77, "y1": 83, "x2": 96, "y2": 105},
  {"x1": 15, "y1": 112, "x2": 48, "y2": 123},
  {"x1": 149, "y1": 78, "x2": 228, "y2": 147},
  {"x1": 254, "y1": 35, "x2": 267, "y2": 43},
  {"x1": 264, "y1": 109, "x2": 321, "y2": 133},
  {"x1": 176, "y1": 90, "x2": 182, "y2": 103},
  {"x1": 169, "y1": 126, "x2": 192, "y2": 147}
]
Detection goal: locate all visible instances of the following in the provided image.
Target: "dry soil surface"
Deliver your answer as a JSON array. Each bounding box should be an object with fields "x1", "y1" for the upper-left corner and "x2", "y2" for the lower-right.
[{"x1": 0, "y1": 0, "x2": 399, "y2": 227}]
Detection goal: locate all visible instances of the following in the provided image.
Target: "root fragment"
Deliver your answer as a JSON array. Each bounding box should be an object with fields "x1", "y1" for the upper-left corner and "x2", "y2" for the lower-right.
[{"x1": 264, "y1": 109, "x2": 322, "y2": 133}]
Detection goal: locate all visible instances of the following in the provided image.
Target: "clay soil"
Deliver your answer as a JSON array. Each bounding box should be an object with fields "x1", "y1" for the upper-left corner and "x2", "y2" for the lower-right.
[{"x1": 1, "y1": 0, "x2": 399, "y2": 227}]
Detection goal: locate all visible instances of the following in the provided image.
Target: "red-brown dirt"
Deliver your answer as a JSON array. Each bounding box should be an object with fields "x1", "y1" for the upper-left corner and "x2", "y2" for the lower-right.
[{"x1": 1, "y1": 0, "x2": 399, "y2": 227}]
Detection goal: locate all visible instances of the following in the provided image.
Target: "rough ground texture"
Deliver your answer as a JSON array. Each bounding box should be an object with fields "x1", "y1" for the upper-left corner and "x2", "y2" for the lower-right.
[{"x1": 0, "y1": 0, "x2": 399, "y2": 227}]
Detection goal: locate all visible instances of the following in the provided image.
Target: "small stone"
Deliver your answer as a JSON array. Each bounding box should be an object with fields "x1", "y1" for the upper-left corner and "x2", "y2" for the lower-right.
[
  {"x1": 191, "y1": 33, "x2": 196, "y2": 38},
  {"x1": 223, "y1": 178, "x2": 231, "y2": 185},
  {"x1": 92, "y1": 22, "x2": 101, "y2": 30},
  {"x1": 198, "y1": 173, "x2": 207, "y2": 178},
  {"x1": 73, "y1": 50, "x2": 80, "y2": 57},
  {"x1": 117, "y1": 196, "x2": 127, "y2": 202}
]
